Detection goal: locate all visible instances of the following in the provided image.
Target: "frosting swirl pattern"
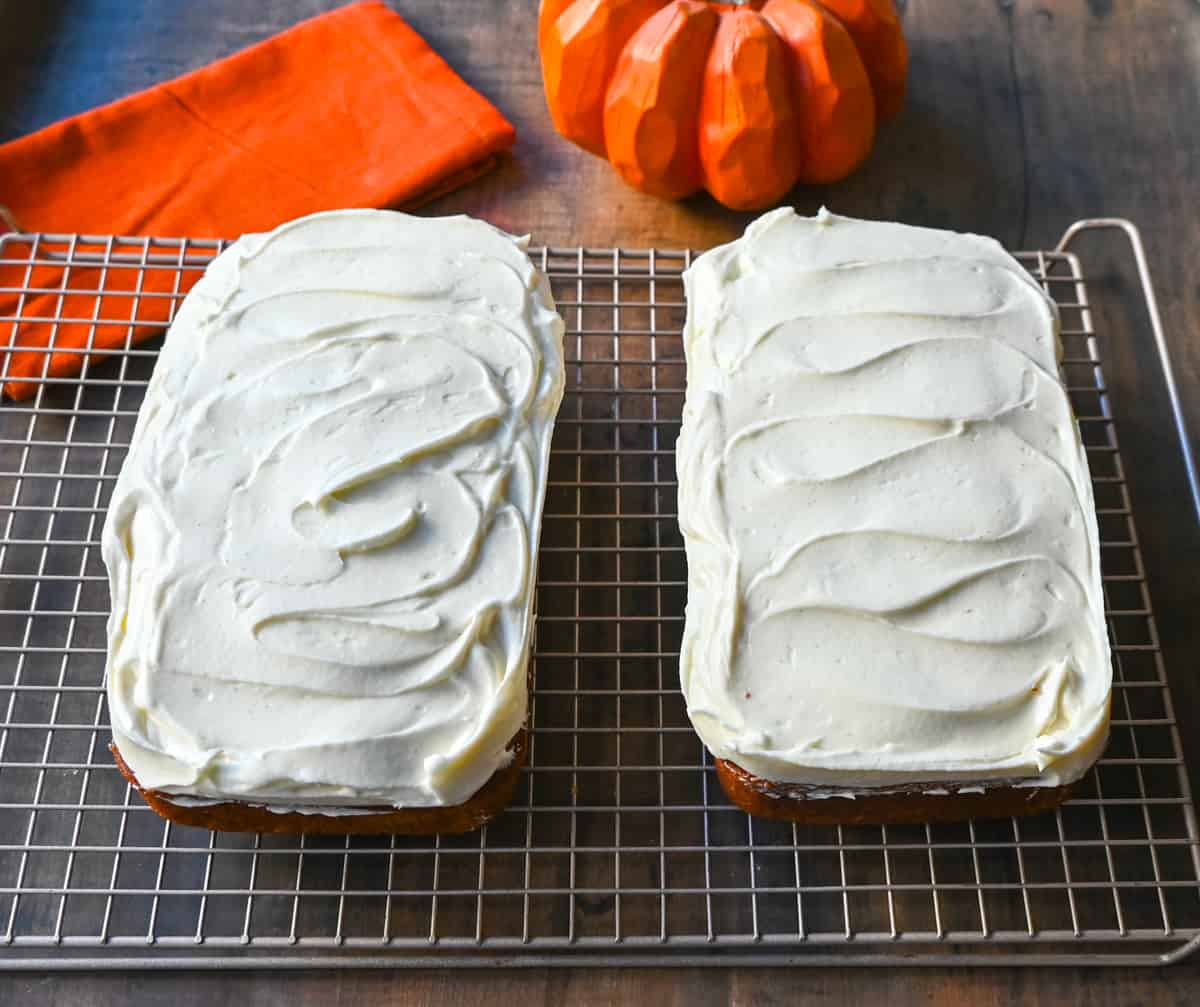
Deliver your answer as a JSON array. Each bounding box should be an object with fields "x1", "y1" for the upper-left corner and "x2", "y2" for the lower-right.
[
  {"x1": 677, "y1": 209, "x2": 1111, "y2": 789},
  {"x1": 104, "y1": 210, "x2": 564, "y2": 809}
]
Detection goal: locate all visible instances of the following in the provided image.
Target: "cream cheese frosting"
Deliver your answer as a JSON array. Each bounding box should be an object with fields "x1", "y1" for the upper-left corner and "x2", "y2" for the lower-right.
[
  {"x1": 104, "y1": 209, "x2": 564, "y2": 810},
  {"x1": 677, "y1": 208, "x2": 1111, "y2": 790}
]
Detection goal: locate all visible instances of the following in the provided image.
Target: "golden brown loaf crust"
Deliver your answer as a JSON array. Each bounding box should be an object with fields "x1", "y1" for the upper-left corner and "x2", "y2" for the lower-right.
[
  {"x1": 111, "y1": 730, "x2": 526, "y2": 836},
  {"x1": 715, "y1": 757, "x2": 1074, "y2": 826}
]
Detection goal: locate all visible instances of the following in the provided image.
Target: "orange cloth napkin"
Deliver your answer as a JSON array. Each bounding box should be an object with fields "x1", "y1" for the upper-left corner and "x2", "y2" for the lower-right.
[{"x1": 0, "y1": 1, "x2": 515, "y2": 399}]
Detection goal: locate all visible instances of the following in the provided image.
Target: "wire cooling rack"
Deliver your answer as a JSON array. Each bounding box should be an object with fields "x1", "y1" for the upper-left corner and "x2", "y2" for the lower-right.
[{"x1": 0, "y1": 221, "x2": 1197, "y2": 969}]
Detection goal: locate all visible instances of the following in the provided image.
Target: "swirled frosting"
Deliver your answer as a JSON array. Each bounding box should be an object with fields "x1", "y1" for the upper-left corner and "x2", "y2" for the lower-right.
[
  {"x1": 104, "y1": 210, "x2": 564, "y2": 809},
  {"x1": 677, "y1": 208, "x2": 1111, "y2": 790}
]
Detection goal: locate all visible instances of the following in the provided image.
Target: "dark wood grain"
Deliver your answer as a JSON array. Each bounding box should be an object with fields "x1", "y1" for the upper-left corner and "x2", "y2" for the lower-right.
[
  {"x1": 4, "y1": 964, "x2": 1200, "y2": 1007},
  {"x1": 2, "y1": 0, "x2": 1199, "y2": 1001}
]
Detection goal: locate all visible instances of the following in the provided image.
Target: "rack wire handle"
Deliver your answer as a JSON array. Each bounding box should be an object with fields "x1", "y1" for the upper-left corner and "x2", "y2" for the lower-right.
[{"x1": 1056, "y1": 218, "x2": 1200, "y2": 524}]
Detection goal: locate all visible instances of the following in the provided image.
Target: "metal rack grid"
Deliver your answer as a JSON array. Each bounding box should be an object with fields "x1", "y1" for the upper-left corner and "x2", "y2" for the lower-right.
[{"x1": 0, "y1": 220, "x2": 1197, "y2": 969}]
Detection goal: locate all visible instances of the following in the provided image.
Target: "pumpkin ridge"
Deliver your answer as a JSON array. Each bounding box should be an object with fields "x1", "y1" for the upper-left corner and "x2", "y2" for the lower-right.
[
  {"x1": 817, "y1": 0, "x2": 907, "y2": 120},
  {"x1": 762, "y1": 0, "x2": 876, "y2": 184},
  {"x1": 602, "y1": 0, "x2": 718, "y2": 198},
  {"x1": 698, "y1": 8, "x2": 803, "y2": 209}
]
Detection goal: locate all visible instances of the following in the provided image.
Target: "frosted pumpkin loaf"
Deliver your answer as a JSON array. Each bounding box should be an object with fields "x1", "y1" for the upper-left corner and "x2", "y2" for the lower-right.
[
  {"x1": 676, "y1": 209, "x2": 1111, "y2": 824},
  {"x1": 103, "y1": 210, "x2": 565, "y2": 834}
]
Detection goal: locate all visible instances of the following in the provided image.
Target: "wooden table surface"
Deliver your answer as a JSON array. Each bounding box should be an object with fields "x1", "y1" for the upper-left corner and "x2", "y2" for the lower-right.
[{"x1": 2, "y1": 0, "x2": 1199, "y2": 1002}]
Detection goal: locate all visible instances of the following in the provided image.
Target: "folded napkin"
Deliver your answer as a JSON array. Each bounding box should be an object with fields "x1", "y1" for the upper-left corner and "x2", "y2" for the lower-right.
[{"x1": 0, "y1": 1, "x2": 515, "y2": 399}]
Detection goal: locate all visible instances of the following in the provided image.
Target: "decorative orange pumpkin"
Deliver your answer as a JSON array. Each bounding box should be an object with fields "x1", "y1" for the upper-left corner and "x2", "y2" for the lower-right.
[{"x1": 538, "y1": 0, "x2": 907, "y2": 209}]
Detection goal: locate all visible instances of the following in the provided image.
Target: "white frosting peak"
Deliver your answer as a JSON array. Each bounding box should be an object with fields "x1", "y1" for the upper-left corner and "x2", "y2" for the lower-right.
[
  {"x1": 677, "y1": 209, "x2": 1111, "y2": 789},
  {"x1": 104, "y1": 210, "x2": 564, "y2": 809}
]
